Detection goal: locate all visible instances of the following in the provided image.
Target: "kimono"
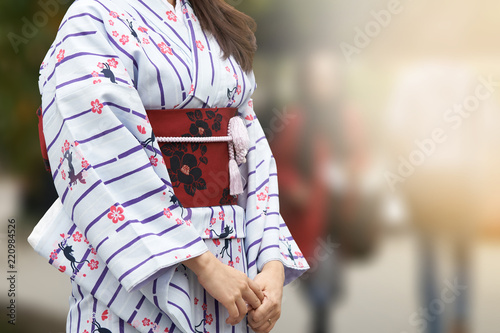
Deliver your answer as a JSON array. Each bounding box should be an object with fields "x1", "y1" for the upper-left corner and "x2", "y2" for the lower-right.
[{"x1": 28, "y1": 0, "x2": 308, "y2": 332}]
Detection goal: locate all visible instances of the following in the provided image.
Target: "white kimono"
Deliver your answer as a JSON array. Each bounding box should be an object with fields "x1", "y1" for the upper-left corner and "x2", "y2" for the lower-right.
[{"x1": 29, "y1": 0, "x2": 308, "y2": 332}]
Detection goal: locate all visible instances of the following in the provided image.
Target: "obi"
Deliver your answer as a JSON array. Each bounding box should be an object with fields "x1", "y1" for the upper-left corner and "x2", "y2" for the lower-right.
[{"x1": 146, "y1": 108, "x2": 250, "y2": 208}]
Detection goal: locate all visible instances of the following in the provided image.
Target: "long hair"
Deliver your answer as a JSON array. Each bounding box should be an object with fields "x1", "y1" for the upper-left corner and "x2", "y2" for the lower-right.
[{"x1": 189, "y1": 0, "x2": 257, "y2": 73}]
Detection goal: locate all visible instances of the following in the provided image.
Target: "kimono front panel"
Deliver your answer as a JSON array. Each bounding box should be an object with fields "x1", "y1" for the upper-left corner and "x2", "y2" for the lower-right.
[{"x1": 30, "y1": 0, "x2": 308, "y2": 332}]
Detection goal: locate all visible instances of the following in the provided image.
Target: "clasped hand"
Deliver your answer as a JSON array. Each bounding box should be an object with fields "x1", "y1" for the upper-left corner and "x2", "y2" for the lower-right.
[{"x1": 185, "y1": 252, "x2": 285, "y2": 332}]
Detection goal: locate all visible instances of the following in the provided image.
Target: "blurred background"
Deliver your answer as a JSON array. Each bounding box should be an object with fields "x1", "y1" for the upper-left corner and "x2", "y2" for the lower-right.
[{"x1": 1, "y1": 0, "x2": 500, "y2": 332}]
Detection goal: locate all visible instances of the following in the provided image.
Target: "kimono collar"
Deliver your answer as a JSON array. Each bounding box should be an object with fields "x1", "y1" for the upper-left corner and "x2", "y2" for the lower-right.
[{"x1": 121, "y1": 0, "x2": 217, "y2": 107}]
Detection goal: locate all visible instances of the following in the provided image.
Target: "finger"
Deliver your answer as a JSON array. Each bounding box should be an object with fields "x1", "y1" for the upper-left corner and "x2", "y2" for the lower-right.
[
  {"x1": 248, "y1": 298, "x2": 271, "y2": 323},
  {"x1": 235, "y1": 296, "x2": 248, "y2": 323},
  {"x1": 249, "y1": 298, "x2": 279, "y2": 327},
  {"x1": 225, "y1": 301, "x2": 240, "y2": 325},
  {"x1": 248, "y1": 278, "x2": 265, "y2": 302},
  {"x1": 242, "y1": 285, "x2": 262, "y2": 310},
  {"x1": 250, "y1": 313, "x2": 279, "y2": 333}
]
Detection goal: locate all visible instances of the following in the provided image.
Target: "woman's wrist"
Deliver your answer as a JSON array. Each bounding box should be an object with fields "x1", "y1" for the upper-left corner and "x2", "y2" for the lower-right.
[
  {"x1": 261, "y1": 260, "x2": 285, "y2": 281},
  {"x1": 184, "y1": 251, "x2": 219, "y2": 277}
]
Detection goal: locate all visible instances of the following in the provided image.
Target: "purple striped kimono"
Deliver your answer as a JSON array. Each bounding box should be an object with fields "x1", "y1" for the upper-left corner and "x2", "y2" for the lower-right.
[{"x1": 28, "y1": 0, "x2": 308, "y2": 332}]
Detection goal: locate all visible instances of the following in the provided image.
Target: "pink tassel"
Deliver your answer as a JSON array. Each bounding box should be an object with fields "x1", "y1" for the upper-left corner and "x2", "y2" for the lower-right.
[
  {"x1": 229, "y1": 158, "x2": 244, "y2": 195},
  {"x1": 229, "y1": 116, "x2": 250, "y2": 164},
  {"x1": 227, "y1": 116, "x2": 249, "y2": 196}
]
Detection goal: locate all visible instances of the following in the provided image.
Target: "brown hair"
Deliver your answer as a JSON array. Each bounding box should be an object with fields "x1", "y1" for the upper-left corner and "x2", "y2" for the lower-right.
[{"x1": 189, "y1": 0, "x2": 257, "y2": 73}]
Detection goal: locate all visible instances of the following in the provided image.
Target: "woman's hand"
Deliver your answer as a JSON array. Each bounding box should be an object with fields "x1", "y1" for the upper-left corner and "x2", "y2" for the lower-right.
[
  {"x1": 247, "y1": 260, "x2": 285, "y2": 333},
  {"x1": 185, "y1": 251, "x2": 264, "y2": 325}
]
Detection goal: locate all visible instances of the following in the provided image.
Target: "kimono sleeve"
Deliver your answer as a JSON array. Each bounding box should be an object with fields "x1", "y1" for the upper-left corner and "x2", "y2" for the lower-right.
[
  {"x1": 39, "y1": 2, "x2": 208, "y2": 292},
  {"x1": 238, "y1": 99, "x2": 309, "y2": 285}
]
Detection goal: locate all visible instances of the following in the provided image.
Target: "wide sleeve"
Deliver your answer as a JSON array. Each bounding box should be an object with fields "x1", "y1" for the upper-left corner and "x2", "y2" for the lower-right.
[
  {"x1": 39, "y1": 1, "x2": 208, "y2": 293},
  {"x1": 238, "y1": 99, "x2": 309, "y2": 285}
]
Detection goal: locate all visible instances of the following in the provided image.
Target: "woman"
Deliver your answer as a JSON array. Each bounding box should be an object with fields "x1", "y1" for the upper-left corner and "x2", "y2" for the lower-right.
[{"x1": 29, "y1": 0, "x2": 308, "y2": 332}]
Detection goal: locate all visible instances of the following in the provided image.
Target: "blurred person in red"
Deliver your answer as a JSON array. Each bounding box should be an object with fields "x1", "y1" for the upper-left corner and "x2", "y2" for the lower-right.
[{"x1": 265, "y1": 45, "x2": 378, "y2": 333}]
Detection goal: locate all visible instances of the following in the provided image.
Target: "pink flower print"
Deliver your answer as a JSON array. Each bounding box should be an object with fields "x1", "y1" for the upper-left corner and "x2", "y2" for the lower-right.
[
  {"x1": 56, "y1": 49, "x2": 65, "y2": 62},
  {"x1": 176, "y1": 218, "x2": 183, "y2": 225},
  {"x1": 248, "y1": 100, "x2": 253, "y2": 108},
  {"x1": 101, "y1": 309, "x2": 109, "y2": 320},
  {"x1": 73, "y1": 231, "x2": 83, "y2": 242},
  {"x1": 166, "y1": 10, "x2": 177, "y2": 21},
  {"x1": 194, "y1": 297, "x2": 199, "y2": 305},
  {"x1": 238, "y1": 245, "x2": 241, "y2": 253},
  {"x1": 164, "y1": 328, "x2": 170, "y2": 333},
  {"x1": 108, "y1": 58, "x2": 118, "y2": 68},
  {"x1": 81, "y1": 158, "x2": 89, "y2": 169},
  {"x1": 189, "y1": 84, "x2": 194, "y2": 94},
  {"x1": 91, "y1": 99, "x2": 103, "y2": 114},
  {"x1": 196, "y1": 40, "x2": 204, "y2": 51},
  {"x1": 91, "y1": 247, "x2": 97, "y2": 255},
  {"x1": 112, "y1": 31, "x2": 119, "y2": 37},
  {"x1": 109, "y1": 19, "x2": 114, "y2": 26},
  {"x1": 205, "y1": 314, "x2": 213, "y2": 325},
  {"x1": 265, "y1": 186, "x2": 269, "y2": 193},
  {"x1": 138, "y1": 26, "x2": 148, "y2": 33},
  {"x1": 186, "y1": 254, "x2": 191, "y2": 258},
  {"x1": 191, "y1": 13, "x2": 196, "y2": 21},
  {"x1": 236, "y1": 85, "x2": 241, "y2": 95},
  {"x1": 257, "y1": 192, "x2": 267, "y2": 201},
  {"x1": 142, "y1": 318, "x2": 151, "y2": 326},
  {"x1": 225, "y1": 66, "x2": 230, "y2": 72},
  {"x1": 93, "y1": 79, "x2": 101, "y2": 84},
  {"x1": 91, "y1": 71, "x2": 99, "y2": 78},
  {"x1": 157, "y1": 42, "x2": 173, "y2": 55},
  {"x1": 149, "y1": 155, "x2": 158, "y2": 166},
  {"x1": 218, "y1": 211, "x2": 225, "y2": 220},
  {"x1": 109, "y1": 11, "x2": 119, "y2": 18},
  {"x1": 61, "y1": 170, "x2": 66, "y2": 180},
  {"x1": 202, "y1": 303, "x2": 207, "y2": 311},
  {"x1": 204, "y1": 228, "x2": 211, "y2": 236},
  {"x1": 84, "y1": 237, "x2": 89, "y2": 244},
  {"x1": 119, "y1": 34, "x2": 129, "y2": 45},
  {"x1": 88, "y1": 259, "x2": 99, "y2": 270},
  {"x1": 298, "y1": 261, "x2": 304, "y2": 268},
  {"x1": 228, "y1": 261, "x2": 234, "y2": 267},
  {"x1": 97, "y1": 62, "x2": 104, "y2": 69},
  {"x1": 63, "y1": 139, "x2": 70, "y2": 151},
  {"x1": 233, "y1": 73, "x2": 238, "y2": 80},
  {"x1": 213, "y1": 239, "x2": 220, "y2": 246},
  {"x1": 295, "y1": 251, "x2": 303, "y2": 258},
  {"x1": 50, "y1": 250, "x2": 58, "y2": 260},
  {"x1": 210, "y1": 218, "x2": 216, "y2": 226},
  {"x1": 83, "y1": 330, "x2": 89, "y2": 333},
  {"x1": 164, "y1": 208, "x2": 172, "y2": 218},
  {"x1": 185, "y1": 219, "x2": 192, "y2": 226},
  {"x1": 142, "y1": 38, "x2": 150, "y2": 44},
  {"x1": 236, "y1": 238, "x2": 241, "y2": 243},
  {"x1": 235, "y1": 256, "x2": 240, "y2": 263},
  {"x1": 107, "y1": 206, "x2": 125, "y2": 223},
  {"x1": 131, "y1": 320, "x2": 141, "y2": 328},
  {"x1": 182, "y1": 8, "x2": 188, "y2": 14},
  {"x1": 60, "y1": 157, "x2": 63, "y2": 164}
]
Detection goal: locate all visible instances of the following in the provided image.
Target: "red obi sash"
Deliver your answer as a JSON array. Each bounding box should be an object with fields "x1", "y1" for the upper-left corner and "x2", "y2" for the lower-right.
[{"x1": 146, "y1": 108, "x2": 239, "y2": 208}]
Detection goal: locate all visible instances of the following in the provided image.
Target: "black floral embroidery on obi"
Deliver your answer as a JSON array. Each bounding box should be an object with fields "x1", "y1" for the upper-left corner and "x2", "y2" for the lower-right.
[
  {"x1": 219, "y1": 188, "x2": 234, "y2": 205},
  {"x1": 169, "y1": 151, "x2": 206, "y2": 196},
  {"x1": 186, "y1": 109, "x2": 222, "y2": 135},
  {"x1": 160, "y1": 109, "x2": 232, "y2": 199}
]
